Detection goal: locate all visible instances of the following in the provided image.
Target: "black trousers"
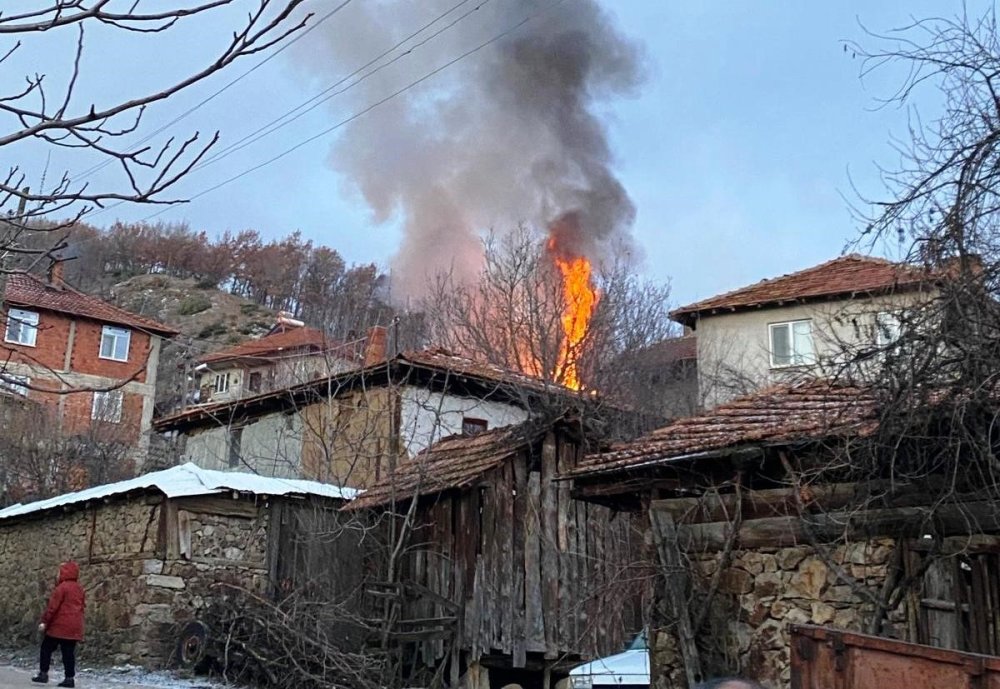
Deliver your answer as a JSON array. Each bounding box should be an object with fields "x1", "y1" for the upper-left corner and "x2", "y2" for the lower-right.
[{"x1": 39, "y1": 635, "x2": 76, "y2": 678}]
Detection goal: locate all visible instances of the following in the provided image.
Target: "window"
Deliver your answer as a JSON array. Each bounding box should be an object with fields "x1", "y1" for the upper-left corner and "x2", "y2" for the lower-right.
[
  {"x1": 0, "y1": 374, "x2": 29, "y2": 397},
  {"x1": 875, "y1": 312, "x2": 903, "y2": 347},
  {"x1": 92, "y1": 390, "x2": 123, "y2": 423},
  {"x1": 769, "y1": 319, "x2": 815, "y2": 367},
  {"x1": 5, "y1": 308, "x2": 38, "y2": 346},
  {"x1": 99, "y1": 326, "x2": 131, "y2": 362},
  {"x1": 248, "y1": 371, "x2": 262, "y2": 393},
  {"x1": 228, "y1": 426, "x2": 243, "y2": 468},
  {"x1": 462, "y1": 417, "x2": 488, "y2": 436},
  {"x1": 213, "y1": 372, "x2": 231, "y2": 394}
]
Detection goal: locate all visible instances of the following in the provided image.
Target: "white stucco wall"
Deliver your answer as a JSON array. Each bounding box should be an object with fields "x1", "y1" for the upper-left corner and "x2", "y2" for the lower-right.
[
  {"x1": 398, "y1": 386, "x2": 530, "y2": 456},
  {"x1": 695, "y1": 290, "x2": 935, "y2": 408},
  {"x1": 183, "y1": 411, "x2": 304, "y2": 478}
]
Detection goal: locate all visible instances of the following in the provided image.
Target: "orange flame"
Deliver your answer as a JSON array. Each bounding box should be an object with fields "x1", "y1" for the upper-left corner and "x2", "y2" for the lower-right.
[{"x1": 550, "y1": 244, "x2": 598, "y2": 390}]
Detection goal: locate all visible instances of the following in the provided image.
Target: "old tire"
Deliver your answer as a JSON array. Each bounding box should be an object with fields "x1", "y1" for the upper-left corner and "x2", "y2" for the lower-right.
[{"x1": 177, "y1": 620, "x2": 209, "y2": 668}]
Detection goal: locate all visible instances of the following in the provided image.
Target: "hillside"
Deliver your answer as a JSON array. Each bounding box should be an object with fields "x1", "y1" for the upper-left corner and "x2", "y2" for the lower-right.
[{"x1": 110, "y1": 274, "x2": 278, "y2": 412}]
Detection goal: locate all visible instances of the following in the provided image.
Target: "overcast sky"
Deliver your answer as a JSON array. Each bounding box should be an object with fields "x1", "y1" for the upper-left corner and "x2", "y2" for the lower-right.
[{"x1": 8, "y1": 1, "x2": 974, "y2": 306}]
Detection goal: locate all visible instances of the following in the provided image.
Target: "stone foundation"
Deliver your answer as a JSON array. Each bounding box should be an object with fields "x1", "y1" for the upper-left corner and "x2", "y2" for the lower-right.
[{"x1": 652, "y1": 538, "x2": 903, "y2": 689}]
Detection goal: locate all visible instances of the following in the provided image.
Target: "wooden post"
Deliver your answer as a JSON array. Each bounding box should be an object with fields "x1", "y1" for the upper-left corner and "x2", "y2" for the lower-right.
[{"x1": 649, "y1": 507, "x2": 702, "y2": 688}]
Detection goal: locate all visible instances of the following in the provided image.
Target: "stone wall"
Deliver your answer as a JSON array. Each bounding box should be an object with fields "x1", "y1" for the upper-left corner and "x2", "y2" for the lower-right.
[
  {"x1": 0, "y1": 493, "x2": 272, "y2": 666},
  {"x1": 652, "y1": 538, "x2": 902, "y2": 689}
]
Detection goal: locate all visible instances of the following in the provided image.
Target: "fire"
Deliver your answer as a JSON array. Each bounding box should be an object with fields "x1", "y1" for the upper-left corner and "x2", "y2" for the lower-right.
[{"x1": 549, "y1": 240, "x2": 598, "y2": 390}]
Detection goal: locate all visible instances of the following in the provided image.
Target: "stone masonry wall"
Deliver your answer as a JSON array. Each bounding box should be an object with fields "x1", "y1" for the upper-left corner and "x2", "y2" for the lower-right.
[
  {"x1": 0, "y1": 494, "x2": 271, "y2": 666},
  {"x1": 652, "y1": 538, "x2": 902, "y2": 689}
]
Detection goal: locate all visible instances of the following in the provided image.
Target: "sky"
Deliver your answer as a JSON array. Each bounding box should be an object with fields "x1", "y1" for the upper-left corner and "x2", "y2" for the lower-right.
[{"x1": 4, "y1": 1, "x2": 976, "y2": 306}]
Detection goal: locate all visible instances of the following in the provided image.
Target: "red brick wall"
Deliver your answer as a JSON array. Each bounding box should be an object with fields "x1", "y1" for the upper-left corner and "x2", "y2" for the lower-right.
[
  {"x1": 0, "y1": 307, "x2": 153, "y2": 447},
  {"x1": 69, "y1": 319, "x2": 152, "y2": 383}
]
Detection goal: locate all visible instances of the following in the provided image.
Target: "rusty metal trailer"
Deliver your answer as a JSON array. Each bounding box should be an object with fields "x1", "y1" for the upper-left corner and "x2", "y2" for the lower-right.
[{"x1": 791, "y1": 624, "x2": 1000, "y2": 688}]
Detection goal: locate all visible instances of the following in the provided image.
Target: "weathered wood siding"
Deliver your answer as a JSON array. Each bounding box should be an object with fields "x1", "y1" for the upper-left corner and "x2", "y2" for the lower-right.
[{"x1": 401, "y1": 430, "x2": 647, "y2": 670}]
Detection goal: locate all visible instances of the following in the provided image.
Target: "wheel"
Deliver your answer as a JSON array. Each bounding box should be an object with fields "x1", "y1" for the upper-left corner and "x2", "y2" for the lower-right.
[{"x1": 176, "y1": 620, "x2": 209, "y2": 668}]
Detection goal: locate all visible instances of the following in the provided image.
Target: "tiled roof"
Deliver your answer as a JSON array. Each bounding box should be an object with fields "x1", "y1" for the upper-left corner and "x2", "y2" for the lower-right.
[
  {"x1": 671, "y1": 255, "x2": 931, "y2": 326},
  {"x1": 400, "y1": 348, "x2": 574, "y2": 394},
  {"x1": 5, "y1": 273, "x2": 178, "y2": 336},
  {"x1": 199, "y1": 326, "x2": 348, "y2": 365},
  {"x1": 347, "y1": 424, "x2": 542, "y2": 510},
  {"x1": 569, "y1": 380, "x2": 878, "y2": 478}
]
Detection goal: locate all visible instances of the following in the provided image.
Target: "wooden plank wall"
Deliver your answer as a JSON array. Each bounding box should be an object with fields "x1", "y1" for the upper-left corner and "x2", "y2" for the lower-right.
[{"x1": 402, "y1": 431, "x2": 647, "y2": 671}]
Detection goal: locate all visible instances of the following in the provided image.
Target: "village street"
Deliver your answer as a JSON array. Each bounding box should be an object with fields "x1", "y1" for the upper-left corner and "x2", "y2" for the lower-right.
[{"x1": 0, "y1": 665, "x2": 215, "y2": 689}]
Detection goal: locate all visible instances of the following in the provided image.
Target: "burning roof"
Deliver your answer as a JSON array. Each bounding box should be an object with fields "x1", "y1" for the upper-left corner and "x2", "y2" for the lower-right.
[
  {"x1": 568, "y1": 380, "x2": 879, "y2": 479},
  {"x1": 670, "y1": 255, "x2": 933, "y2": 327}
]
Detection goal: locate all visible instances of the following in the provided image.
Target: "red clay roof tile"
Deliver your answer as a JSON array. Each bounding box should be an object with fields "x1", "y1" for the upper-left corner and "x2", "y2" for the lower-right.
[
  {"x1": 198, "y1": 326, "x2": 350, "y2": 365},
  {"x1": 569, "y1": 380, "x2": 878, "y2": 478},
  {"x1": 671, "y1": 255, "x2": 931, "y2": 326},
  {"x1": 5, "y1": 273, "x2": 178, "y2": 336}
]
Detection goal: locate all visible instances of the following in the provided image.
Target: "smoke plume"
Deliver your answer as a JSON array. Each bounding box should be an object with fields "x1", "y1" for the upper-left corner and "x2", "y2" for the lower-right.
[{"x1": 308, "y1": 0, "x2": 643, "y2": 296}]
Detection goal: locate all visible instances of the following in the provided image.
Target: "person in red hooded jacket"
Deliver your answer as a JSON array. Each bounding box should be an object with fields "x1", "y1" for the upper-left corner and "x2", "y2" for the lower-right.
[{"x1": 32, "y1": 561, "x2": 85, "y2": 688}]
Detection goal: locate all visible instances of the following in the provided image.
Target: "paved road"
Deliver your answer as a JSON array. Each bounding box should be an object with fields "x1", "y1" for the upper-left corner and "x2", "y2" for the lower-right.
[{"x1": 0, "y1": 665, "x2": 178, "y2": 688}]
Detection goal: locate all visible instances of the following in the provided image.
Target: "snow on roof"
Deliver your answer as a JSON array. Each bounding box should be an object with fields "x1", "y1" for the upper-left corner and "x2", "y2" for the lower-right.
[{"x1": 0, "y1": 462, "x2": 359, "y2": 522}]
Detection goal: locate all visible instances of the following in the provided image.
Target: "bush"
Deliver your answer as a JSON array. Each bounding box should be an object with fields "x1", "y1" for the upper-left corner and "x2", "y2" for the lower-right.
[
  {"x1": 197, "y1": 321, "x2": 228, "y2": 339},
  {"x1": 178, "y1": 294, "x2": 212, "y2": 316}
]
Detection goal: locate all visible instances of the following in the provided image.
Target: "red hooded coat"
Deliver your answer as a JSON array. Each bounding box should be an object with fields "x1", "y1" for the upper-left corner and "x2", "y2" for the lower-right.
[{"x1": 41, "y1": 562, "x2": 85, "y2": 641}]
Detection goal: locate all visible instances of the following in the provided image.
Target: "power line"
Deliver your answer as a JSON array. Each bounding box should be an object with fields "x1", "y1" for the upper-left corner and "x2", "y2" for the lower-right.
[
  {"x1": 70, "y1": 0, "x2": 355, "y2": 184},
  {"x1": 140, "y1": 0, "x2": 565, "y2": 222},
  {"x1": 194, "y1": 0, "x2": 485, "y2": 171}
]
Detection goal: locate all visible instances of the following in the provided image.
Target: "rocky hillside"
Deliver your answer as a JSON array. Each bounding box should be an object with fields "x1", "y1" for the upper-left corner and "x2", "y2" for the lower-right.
[{"x1": 110, "y1": 274, "x2": 278, "y2": 413}]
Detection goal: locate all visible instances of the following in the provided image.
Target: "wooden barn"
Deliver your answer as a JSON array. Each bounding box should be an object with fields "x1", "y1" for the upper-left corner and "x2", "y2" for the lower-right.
[{"x1": 347, "y1": 420, "x2": 649, "y2": 689}]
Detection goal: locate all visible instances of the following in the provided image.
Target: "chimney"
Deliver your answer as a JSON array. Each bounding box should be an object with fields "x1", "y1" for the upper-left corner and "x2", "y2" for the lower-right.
[
  {"x1": 364, "y1": 326, "x2": 388, "y2": 366},
  {"x1": 48, "y1": 259, "x2": 65, "y2": 286}
]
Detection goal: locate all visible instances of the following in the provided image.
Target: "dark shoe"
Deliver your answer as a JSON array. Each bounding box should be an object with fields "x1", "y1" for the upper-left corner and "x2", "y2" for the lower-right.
[
  {"x1": 56, "y1": 680, "x2": 74, "y2": 688},
  {"x1": 30, "y1": 673, "x2": 48, "y2": 684}
]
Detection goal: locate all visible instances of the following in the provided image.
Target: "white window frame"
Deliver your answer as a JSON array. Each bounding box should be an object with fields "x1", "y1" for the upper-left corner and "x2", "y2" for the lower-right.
[
  {"x1": 768, "y1": 319, "x2": 815, "y2": 368},
  {"x1": 213, "y1": 372, "x2": 231, "y2": 394},
  {"x1": 0, "y1": 374, "x2": 29, "y2": 397},
  {"x1": 92, "y1": 390, "x2": 123, "y2": 423},
  {"x1": 5, "y1": 308, "x2": 39, "y2": 347},
  {"x1": 99, "y1": 326, "x2": 131, "y2": 362},
  {"x1": 875, "y1": 312, "x2": 903, "y2": 347}
]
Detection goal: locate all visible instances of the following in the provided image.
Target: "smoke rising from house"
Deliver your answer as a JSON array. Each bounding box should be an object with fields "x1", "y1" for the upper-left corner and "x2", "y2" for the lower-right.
[{"x1": 309, "y1": 0, "x2": 643, "y2": 296}]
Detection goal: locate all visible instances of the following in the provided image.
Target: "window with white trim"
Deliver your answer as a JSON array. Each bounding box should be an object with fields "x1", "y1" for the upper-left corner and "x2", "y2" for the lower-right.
[
  {"x1": 99, "y1": 326, "x2": 131, "y2": 362},
  {"x1": 769, "y1": 319, "x2": 815, "y2": 367},
  {"x1": 875, "y1": 312, "x2": 903, "y2": 347},
  {"x1": 5, "y1": 308, "x2": 38, "y2": 346},
  {"x1": 0, "y1": 374, "x2": 29, "y2": 397},
  {"x1": 213, "y1": 372, "x2": 231, "y2": 394},
  {"x1": 92, "y1": 390, "x2": 123, "y2": 423}
]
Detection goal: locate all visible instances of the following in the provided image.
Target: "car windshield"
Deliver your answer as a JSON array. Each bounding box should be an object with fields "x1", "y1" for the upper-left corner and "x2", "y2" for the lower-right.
[{"x1": 625, "y1": 630, "x2": 647, "y2": 651}]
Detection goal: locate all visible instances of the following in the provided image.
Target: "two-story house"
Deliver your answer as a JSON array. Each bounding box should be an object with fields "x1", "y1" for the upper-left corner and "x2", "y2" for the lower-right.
[
  {"x1": 670, "y1": 255, "x2": 936, "y2": 408},
  {"x1": 1, "y1": 267, "x2": 178, "y2": 456},
  {"x1": 194, "y1": 315, "x2": 365, "y2": 404},
  {"x1": 154, "y1": 348, "x2": 581, "y2": 486}
]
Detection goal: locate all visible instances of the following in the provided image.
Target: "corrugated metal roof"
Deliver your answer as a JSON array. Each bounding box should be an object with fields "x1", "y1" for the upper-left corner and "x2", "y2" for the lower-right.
[
  {"x1": 0, "y1": 462, "x2": 358, "y2": 521},
  {"x1": 671, "y1": 255, "x2": 931, "y2": 326},
  {"x1": 569, "y1": 380, "x2": 878, "y2": 478},
  {"x1": 347, "y1": 423, "x2": 542, "y2": 510},
  {"x1": 5, "y1": 273, "x2": 178, "y2": 336}
]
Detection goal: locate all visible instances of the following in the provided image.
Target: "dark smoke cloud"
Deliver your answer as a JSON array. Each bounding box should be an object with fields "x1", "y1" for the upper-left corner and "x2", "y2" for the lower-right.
[{"x1": 306, "y1": 0, "x2": 643, "y2": 296}]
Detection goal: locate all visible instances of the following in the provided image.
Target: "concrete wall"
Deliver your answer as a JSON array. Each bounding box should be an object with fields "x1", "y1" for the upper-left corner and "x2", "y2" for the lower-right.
[
  {"x1": 0, "y1": 495, "x2": 271, "y2": 666},
  {"x1": 399, "y1": 386, "x2": 530, "y2": 456},
  {"x1": 652, "y1": 539, "x2": 900, "y2": 689},
  {"x1": 695, "y1": 291, "x2": 933, "y2": 407},
  {"x1": 183, "y1": 411, "x2": 304, "y2": 478}
]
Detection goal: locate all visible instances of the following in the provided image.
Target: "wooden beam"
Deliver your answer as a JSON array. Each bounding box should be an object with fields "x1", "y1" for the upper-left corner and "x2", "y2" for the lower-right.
[{"x1": 649, "y1": 508, "x2": 702, "y2": 688}]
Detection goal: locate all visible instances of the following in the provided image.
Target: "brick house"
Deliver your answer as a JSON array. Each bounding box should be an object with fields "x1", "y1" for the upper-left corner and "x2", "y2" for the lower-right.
[
  {"x1": 194, "y1": 315, "x2": 369, "y2": 404},
  {"x1": 0, "y1": 268, "x2": 178, "y2": 456}
]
